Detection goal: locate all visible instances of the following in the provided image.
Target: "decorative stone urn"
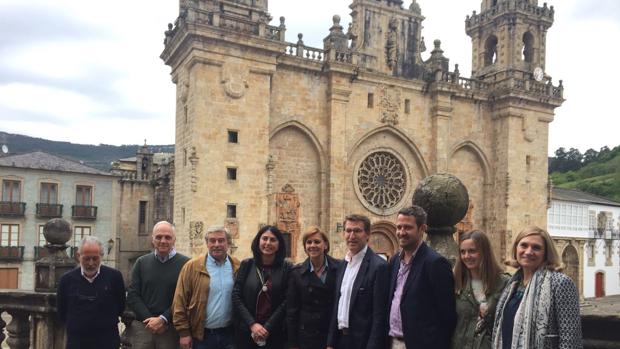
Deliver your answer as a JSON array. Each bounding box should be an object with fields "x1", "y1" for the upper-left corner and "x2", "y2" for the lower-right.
[
  {"x1": 412, "y1": 173, "x2": 469, "y2": 265},
  {"x1": 35, "y1": 218, "x2": 77, "y2": 292}
]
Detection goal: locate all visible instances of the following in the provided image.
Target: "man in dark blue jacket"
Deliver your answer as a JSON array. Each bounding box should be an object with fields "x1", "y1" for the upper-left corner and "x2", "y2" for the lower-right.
[
  {"x1": 57, "y1": 236, "x2": 126, "y2": 349},
  {"x1": 387, "y1": 206, "x2": 456, "y2": 349},
  {"x1": 327, "y1": 214, "x2": 389, "y2": 349}
]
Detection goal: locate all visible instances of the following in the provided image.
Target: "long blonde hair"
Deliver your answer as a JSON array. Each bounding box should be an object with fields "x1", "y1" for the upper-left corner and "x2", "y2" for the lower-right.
[
  {"x1": 505, "y1": 226, "x2": 563, "y2": 271},
  {"x1": 454, "y1": 230, "x2": 503, "y2": 295}
]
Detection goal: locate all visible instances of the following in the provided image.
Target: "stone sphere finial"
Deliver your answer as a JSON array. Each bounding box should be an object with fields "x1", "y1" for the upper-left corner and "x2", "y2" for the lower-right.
[
  {"x1": 434, "y1": 39, "x2": 441, "y2": 49},
  {"x1": 43, "y1": 218, "x2": 72, "y2": 245},
  {"x1": 333, "y1": 15, "x2": 341, "y2": 25},
  {"x1": 279, "y1": 16, "x2": 285, "y2": 25},
  {"x1": 298, "y1": 33, "x2": 303, "y2": 40},
  {"x1": 412, "y1": 173, "x2": 469, "y2": 234}
]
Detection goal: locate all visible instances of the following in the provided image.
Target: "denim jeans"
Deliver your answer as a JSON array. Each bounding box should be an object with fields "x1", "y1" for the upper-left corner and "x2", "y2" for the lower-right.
[{"x1": 193, "y1": 330, "x2": 233, "y2": 349}]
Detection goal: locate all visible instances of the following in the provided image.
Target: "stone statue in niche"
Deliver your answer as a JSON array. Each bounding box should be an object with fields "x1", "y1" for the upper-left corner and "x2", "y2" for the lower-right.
[
  {"x1": 386, "y1": 18, "x2": 399, "y2": 69},
  {"x1": 379, "y1": 85, "x2": 401, "y2": 125},
  {"x1": 275, "y1": 184, "x2": 300, "y2": 258}
]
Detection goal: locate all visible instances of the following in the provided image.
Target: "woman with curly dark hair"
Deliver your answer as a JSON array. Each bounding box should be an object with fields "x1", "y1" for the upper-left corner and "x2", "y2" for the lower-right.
[{"x1": 233, "y1": 225, "x2": 291, "y2": 349}]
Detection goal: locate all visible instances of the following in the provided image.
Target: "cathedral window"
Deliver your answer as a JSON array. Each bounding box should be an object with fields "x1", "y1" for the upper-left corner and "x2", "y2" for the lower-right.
[
  {"x1": 357, "y1": 152, "x2": 406, "y2": 211},
  {"x1": 522, "y1": 32, "x2": 534, "y2": 63},
  {"x1": 227, "y1": 167, "x2": 237, "y2": 180},
  {"x1": 484, "y1": 35, "x2": 498, "y2": 66},
  {"x1": 227, "y1": 204, "x2": 237, "y2": 218},
  {"x1": 404, "y1": 99, "x2": 411, "y2": 114},
  {"x1": 228, "y1": 130, "x2": 239, "y2": 143},
  {"x1": 368, "y1": 93, "x2": 374, "y2": 108}
]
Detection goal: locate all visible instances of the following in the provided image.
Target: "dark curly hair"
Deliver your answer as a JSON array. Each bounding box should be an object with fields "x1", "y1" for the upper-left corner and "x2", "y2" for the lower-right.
[{"x1": 251, "y1": 225, "x2": 287, "y2": 267}]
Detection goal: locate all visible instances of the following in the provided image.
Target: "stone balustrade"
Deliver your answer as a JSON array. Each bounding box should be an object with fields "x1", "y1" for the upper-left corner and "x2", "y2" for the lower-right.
[
  {"x1": 466, "y1": 0, "x2": 554, "y2": 29},
  {"x1": 284, "y1": 41, "x2": 325, "y2": 62},
  {"x1": 0, "y1": 291, "x2": 135, "y2": 349}
]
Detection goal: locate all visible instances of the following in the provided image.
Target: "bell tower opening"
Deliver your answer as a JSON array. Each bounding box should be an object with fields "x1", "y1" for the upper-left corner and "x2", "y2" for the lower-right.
[
  {"x1": 484, "y1": 35, "x2": 498, "y2": 67},
  {"x1": 522, "y1": 32, "x2": 534, "y2": 63}
]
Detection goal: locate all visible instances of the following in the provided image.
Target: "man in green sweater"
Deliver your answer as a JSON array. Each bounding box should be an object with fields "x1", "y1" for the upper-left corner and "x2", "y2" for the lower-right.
[{"x1": 127, "y1": 221, "x2": 190, "y2": 349}]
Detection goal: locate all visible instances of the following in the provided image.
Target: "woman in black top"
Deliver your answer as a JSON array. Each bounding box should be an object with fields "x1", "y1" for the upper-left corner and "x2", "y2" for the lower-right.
[
  {"x1": 286, "y1": 226, "x2": 342, "y2": 349},
  {"x1": 233, "y1": 225, "x2": 291, "y2": 349}
]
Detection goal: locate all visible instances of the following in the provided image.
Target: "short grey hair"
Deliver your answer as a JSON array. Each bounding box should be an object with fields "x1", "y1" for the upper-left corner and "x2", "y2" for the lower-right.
[
  {"x1": 205, "y1": 225, "x2": 232, "y2": 244},
  {"x1": 152, "y1": 221, "x2": 175, "y2": 235},
  {"x1": 78, "y1": 236, "x2": 104, "y2": 255}
]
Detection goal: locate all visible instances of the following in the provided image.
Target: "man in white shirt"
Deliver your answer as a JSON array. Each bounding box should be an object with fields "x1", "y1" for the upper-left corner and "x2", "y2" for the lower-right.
[{"x1": 327, "y1": 214, "x2": 389, "y2": 349}]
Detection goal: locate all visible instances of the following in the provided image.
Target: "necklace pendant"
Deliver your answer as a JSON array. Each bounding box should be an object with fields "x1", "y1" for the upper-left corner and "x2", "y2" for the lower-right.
[{"x1": 262, "y1": 285, "x2": 268, "y2": 292}]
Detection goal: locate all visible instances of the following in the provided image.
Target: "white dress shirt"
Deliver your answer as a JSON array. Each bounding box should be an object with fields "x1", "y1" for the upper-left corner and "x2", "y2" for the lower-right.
[{"x1": 337, "y1": 244, "x2": 368, "y2": 329}]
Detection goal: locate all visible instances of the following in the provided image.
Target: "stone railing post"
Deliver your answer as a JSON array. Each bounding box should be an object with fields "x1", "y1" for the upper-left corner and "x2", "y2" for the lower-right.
[
  {"x1": 296, "y1": 34, "x2": 305, "y2": 57},
  {"x1": 278, "y1": 16, "x2": 286, "y2": 41},
  {"x1": 0, "y1": 311, "x2": 6, "y2": 343},
  {"x1": 120, "y1": 311, "x2": 136, "y2": 349},
  {"x1": 6, "y1": 310, "x2": 30, "y2": 349}
]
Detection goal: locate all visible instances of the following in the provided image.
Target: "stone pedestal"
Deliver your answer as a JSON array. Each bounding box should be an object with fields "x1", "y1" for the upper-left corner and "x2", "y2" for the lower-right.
[
  {"x1": 35, "y1": 219, "x2": 77, "y2": 292},
  {"x1": 413, "y1": 173, "x2": 469, "y2": 265}
]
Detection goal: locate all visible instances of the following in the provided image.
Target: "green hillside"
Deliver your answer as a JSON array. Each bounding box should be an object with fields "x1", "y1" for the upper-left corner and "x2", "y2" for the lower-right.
[
  {"x1": 549, "y1": 145, "x2": 620, "y2": 202},
  {"x1": 0, "y1": 131, "x2": 174, "y2": 171}
]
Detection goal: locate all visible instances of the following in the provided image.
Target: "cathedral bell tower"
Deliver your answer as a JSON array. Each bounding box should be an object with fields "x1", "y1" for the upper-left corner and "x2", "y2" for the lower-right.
[
  {"x1": 348, "y1": 0, "x2": 425, "y2": 78},
  {"x1": 466, "y1": 0, "x2": 554, "y2": 79},
  {"x1": 465, "y1": 0, "x2": 563, "y2": 260}
]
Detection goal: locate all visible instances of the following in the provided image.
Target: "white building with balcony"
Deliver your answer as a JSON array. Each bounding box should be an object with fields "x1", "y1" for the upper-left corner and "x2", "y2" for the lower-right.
[
  {"x1": 0, "y1": 151, "x2": 120, "y2": 290},
  {"x1": 547, "y1": 187, "x2": 620, "y2": 298}
]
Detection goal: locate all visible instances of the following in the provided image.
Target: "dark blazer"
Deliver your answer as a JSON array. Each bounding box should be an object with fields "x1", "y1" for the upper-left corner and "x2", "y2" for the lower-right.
[
  {"x1": 327, "y1": 246, "x2": 389, "y2": 349},
  {"x1": 286, "y1": 255, "x2": 342, "y2": 349},
  {"x1": 233, "y1": 258, "x2": 291, "y2": 349},
  {"x1": 388, "y1": 242, "x2": 457, "y2": 349}
]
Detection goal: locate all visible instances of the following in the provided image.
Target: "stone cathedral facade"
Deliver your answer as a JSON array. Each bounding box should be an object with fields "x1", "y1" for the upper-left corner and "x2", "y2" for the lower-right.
[{"x1": 161, "y1": 0, "x2": 564, "y2": 261}]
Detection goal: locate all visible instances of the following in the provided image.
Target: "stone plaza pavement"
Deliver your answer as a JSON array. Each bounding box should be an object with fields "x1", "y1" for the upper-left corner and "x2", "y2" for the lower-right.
[{"x1": 581, "y1": 294, "x2": 620, "y2": 317}]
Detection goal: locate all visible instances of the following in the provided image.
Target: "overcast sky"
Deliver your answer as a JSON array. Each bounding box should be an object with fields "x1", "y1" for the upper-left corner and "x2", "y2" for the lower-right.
[{"x1": 1, "y1": 0, "x2": 618, "y2": 155}]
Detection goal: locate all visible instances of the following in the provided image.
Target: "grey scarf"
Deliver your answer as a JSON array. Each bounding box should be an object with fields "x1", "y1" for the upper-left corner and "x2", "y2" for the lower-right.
[{"x1": 492, "y1": 268, "x2": 552, "y2": 349}]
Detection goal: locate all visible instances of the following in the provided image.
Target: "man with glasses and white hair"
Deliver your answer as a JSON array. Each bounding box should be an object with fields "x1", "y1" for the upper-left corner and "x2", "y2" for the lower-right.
[
  {"x1": 57, "y1": 235, "x2": 126, "y2": 349},
  {"x1": 127, "y1": 221, "x2": 190, "y2": 349},
  {"x1": 173, "y1": 225, "x2": 240, "y2": 349}
]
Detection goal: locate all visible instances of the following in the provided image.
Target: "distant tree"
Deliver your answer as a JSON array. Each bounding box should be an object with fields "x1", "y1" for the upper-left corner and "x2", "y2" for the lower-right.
[
  {"x1": 582, "y1": 148, "x2": 599, "y2": 165},
  {"x1": 598, "y1": 146, "x2": 612, "y2": 161},
  {"x1": 566, "y1": 148, "x2": 583, "y2": 171}
]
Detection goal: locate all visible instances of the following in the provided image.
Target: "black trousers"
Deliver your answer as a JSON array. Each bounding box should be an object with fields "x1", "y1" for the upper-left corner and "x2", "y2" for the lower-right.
[{"x1": 66, "y1": 331, "x2": 120, "y2": 349}]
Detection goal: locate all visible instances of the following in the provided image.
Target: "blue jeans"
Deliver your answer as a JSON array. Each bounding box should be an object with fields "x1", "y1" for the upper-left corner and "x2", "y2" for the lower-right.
[{"x1": 193, "y1": 330, "x2": 233, "y2": 349}]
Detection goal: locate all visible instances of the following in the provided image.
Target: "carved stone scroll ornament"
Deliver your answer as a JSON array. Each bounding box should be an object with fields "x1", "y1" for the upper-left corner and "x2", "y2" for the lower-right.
[
  {"x1": 189, "y1": 146, "x2": 199, "y2": 192},
  {"x1": 189, "y1": 221, "x2": 204, "y2": 254},
  {"x1": 379, "y1": 85, "x2": 401, "y2": 125},
  {"x1": 221, "y1": 67, "x2": 249, "y2": 99}
]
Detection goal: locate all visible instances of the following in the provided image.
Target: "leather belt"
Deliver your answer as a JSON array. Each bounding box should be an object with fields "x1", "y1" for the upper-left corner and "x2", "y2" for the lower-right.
[
  {"x1": 204, "y1": 326, "x2": 232, "y2": 334},
  {"x1": 339, "y1": 328, "x2": 350, "y2": 336}
]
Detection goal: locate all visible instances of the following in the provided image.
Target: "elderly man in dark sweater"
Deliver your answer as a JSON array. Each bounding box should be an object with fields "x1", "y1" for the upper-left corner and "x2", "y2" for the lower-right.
[
  {"x1": 57, "y1": 236, "x2": 126, "y2": 349},
  {"x1": 127, "y1": 221, "x2": 190, "y2": 349}
]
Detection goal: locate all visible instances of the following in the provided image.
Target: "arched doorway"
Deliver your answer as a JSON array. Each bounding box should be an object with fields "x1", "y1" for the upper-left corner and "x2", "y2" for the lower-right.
[
  {"x1": 369, "y1": 221, "x2": 398, "y2": 260},
  {"x1": 561, "y1": 245, "x2": 579, "y2": 291},
  {"x1": 595, "y1": 271, "x2": 605, "y2": 298}
]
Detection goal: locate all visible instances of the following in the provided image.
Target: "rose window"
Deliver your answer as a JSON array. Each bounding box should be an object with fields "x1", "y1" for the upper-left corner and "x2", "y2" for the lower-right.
[{"x1": 357, "y1": 152, "x2": 406, "y2": 210}]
